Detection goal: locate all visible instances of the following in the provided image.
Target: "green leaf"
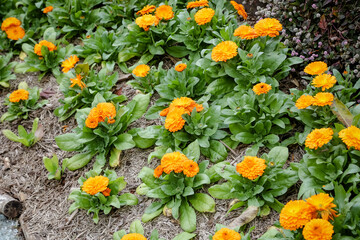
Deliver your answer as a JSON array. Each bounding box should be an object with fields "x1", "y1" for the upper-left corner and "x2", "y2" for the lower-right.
[
  {"x1": 172, "y1": 232, "x2": 196, "y2": 240},
  {"x1": 130, "y1": 220, "x2": 144, "y2": 235},
  {"x1": 113, "y1": 133, "x2": 135, "y2": 150},
  {"x1": 183, "y1": 140, "x2": 200, "y2": 162},
  {"x1": 2, "y1": 130, "x2": 23, "y2": 143},
  {"x1": 55, "y1": 133, "x2": 82, "y2": 151},
  {"x1": 119, "y1": 193, "x2": 138, "y2": 206},
  {"x1": 267, "y1": 146, "x2": 288, "y2": 167},
  {"x1": 43, "y1": 154, "x2": 59, "y2": 173},
  {"x1": 234, "y1": 132, "x2": 257, "y2": 144},
  {"x1": 142, "y1": 208, "x2": 162, "y2": 222},
  {"x1": 208, "y1": 183, "x2": 234, "y2": 199},
  {"x1": 179, "y1": 201, "x2": 196, "y2": 232},
  {"x1": 109, "y1": 148, "x2": 122, "y2": 167},
  {"x1": 128, "y1": 93, "x2": 151, "y2": 123},
  {"x1": 65, "y1": 152, "x2": 95, "y2": 171},
  {"x1": 188, "y1": 193, "x2": 215, "y2": 213},
  {"x1": 204, "y1": 140, "x2": 228, "y2": 163},
  {"x1": 108, "y1": 177, "x2": 127, "y2": 194},
  {"x1": 113, "y1": 230, "x2": 126, "y2": 240}
]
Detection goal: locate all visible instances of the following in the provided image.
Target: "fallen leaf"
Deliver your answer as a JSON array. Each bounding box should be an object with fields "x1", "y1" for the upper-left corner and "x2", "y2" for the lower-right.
[
  {"x1": 319, "y1": 15, "x2": 328, "y2": 30},
  {"x1": 331, "y1": 98, "x2": 354, "y2": 127},
  {"x1": 40, "y1": 89, "x2": 56, "y2": 99},
  {"x1": 228, "y1": 206, "x2": 258, "y2": 229},
  {"x1": 34, "y1": 124, "x2": 44, "y2": 142}
]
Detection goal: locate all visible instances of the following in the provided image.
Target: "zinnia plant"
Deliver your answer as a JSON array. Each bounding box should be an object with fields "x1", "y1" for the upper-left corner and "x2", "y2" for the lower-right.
[
  {"x1": 55, "y1": 93, "x2": 151, "y2": 170},
  {"x1": 137, "y1": 149, "x2": 215, "y2": 232},
  {"x1": 1, "y1": 82, "x2": 47, "y2": 122},
  {"x1": 128, "y1": 64, "x2": 160, "y2": 94},
  {"x1": 209, "y1": 147, "x2": 298, "y2": 213},
  {"x1": 68, "y1": 169, "x2": 138, "y2": 223}
]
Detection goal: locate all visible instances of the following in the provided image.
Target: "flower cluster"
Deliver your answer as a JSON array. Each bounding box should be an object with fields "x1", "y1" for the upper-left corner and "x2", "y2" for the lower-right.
[
  {"x1": 135, "y1": 4, "x2": 174, "y2": 31},
  {"x1": 234, "y1": 18, "x2": 282, "y2": 40},
  {"x1": 1, "y1": 17, "x2": 25, "y2": 40},
  {"x1": 213, "y1": 227, "x2": 241, "y2": 240},
  {"x1": 160, "y1": 97, "x2": 203, "y2": 132},
  {"x1": 236, "y1": 156, "x2": 267, "y2": 180},
  {"x1": 280, "y1": 193, "x2": 337, "y2": 240},
  {"x1": 187, "y1": 0, "x2": 209, "y2": 9},
  {"x1": 295, "y1": 92, "x2": 334, "y2": 109},
  {"x1": 153, "y1": 152, "x2": 199, "y2": 178},
  {"x1": 85, "y1": 102, "x2": 116, "y2": 129},
  {"x1": 34, "y1": 40, "x2": 57, "y2": 57},
  {"x1": 9, "y1": 89, "x2": 29, "y2": 103},
  {"x1": 82, "y1": 175, "x2": 111, "y2": 196}
]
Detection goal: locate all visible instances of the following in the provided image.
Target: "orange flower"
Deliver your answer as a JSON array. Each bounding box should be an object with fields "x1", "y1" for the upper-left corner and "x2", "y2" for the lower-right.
[
  {"x1": 34, "y1": 40, "x2": 57, "y2": 56},
  {"x1": 43, "y1": 6, "x2": 53, "y2": 14},
  {"x1": 82, "y1": 176, "x2": 109, "y2": 195},
  {"x1": 61, "y1": 55, "x2": 79, "y2": 73},
  {"x1": 305, "y1": 128, "x2": 333, "y2": 150},
  {"x1": 234, "y1": 25, "x2": 259, "y2": 40},
  {"x1": 304, "y1": 61, "x2": 328, "y2": 75},
  {"x1": 211, "y1": 41, "x2": 238, "y2": 62},
  {"x1": 1, "y1": 17, "x2": 21, "y2": 31},
  {"x1": 230, "y1": 1, "x2": 247, "y2": 19},
  {"x1": 159, "y1": 107, "x2": 170, "y2": 117},
  {"x1": 311, "y1": 74, "x2": 337, "y2": 91},
  {"x1": 155, "y1": 5, "x2": 174, "y2": 20},
  {"x1": 187, "y1": 0, "x2": 209, "y2": 9},
  {"x1": 194, "y1": 8, "x2": 215, "y2": 25},
  {"x1": 132, "y1": 64, "x2": 150, "y2": 77},
  {"x1": 183, "y1": 160, "x2": 199, "y2": 177},
  {"x1": 120, "y1": 233, "x2": 147, "y2": 240},
  {"x1": 164, "y1": 107, "x2": 189, "y2": 132},
  {"x1": 70, "y1": 74, "x2": 86, "y2": 89},
  {"x1": 254, "y1": 18, "x2": 282, "y2": 37},
  {"x1": 135, "y1": 14, "x2": 159, "y2": 31},
  {"x1": 306, "y1": 193, "x2": 338, "y2": 220},
  {"x1": 85, "y1": 116, "x2": 99, "y2": 129},
  {"x1": 5, "y1": 26, "x2": 25, "y2": 40},
  {"x1": 213, "y1": 228, "x2": 241, "y2": 240},
  {"x1": 97, "y1": 102, "x2": 116, "y2": 123},
  {"x1": 302, "y1": 219, "x2": 334, "y2": 240},
  {"x1": 252, "y1": 83, "x2": 272, "y2": 95},
  {"x1": 175, "y1": 63, "x2": 187, "y2": 72},
  {"x1": 153, "y1": 165, "x2": 164, "y2": 178},
  {"x1": 312, "y1": 92, "x2": 334, "y2": 106},
  {"x1": 169, "y1": 97, "x2": 203, "y2": 112},
  {"x1": 9, "y1": 89, "x2": 29, "y2": 103},
  {"x1": 339, "y1": 126, "x2": 360, "y2": 150},
  {"x1": 236, "y1": 156, "x2": 267, "y2": 180},
  {"x1": 101, "y1": 188, "x2": 111, "y2": 197},
  {"x1": 279, "y1": 200, "x2": 315, "y2": 231},
  {"x1": 136, "y1": 5, "x2": 156, "y2": 15},
  {"x1": 86, "y1": 35, "x2": 91, "y2": 39},
  {"x1": 295, "y1": 95, "x2": 314, "y2": 109},
  {"x1": 161, "y1": 152, "x2": 188, "y2": 174}
]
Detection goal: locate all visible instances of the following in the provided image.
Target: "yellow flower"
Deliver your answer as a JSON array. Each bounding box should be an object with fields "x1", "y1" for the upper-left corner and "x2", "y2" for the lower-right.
[
  {"x1": 254, "y1": 18, "x2": 282, "y2": 37},
  {"x1": 9, "y1": 89, "x2": 29, "y2": 103},
  {"x1": 339, "y1": 126, "x2": 360, "y2": 150},
  {"x1": 34, "y1": 40, "x2": 57, "y2": 56},
  {"x1": 230, "y1": 1, "x2": 247, "y2": 19},
  {"x1": 135, "y1": 14, "x2": 159, "y2": 31},
  {"x1": 312, "y1": 92, "x2": 334, "y2": 106},
  {"x1": 305, "y1": 128, "x2": 333, "y2": 150},
  {"x1": 311, "y1": 74, "x2": 337, "y2": 91},
  {"x1": 306, "y1": 193, "x2": 338, "y2": 220},
  {"x1": 211, "y1": 41, "x2": 238, "y2": 62},
  {"x1": 304, "y1": 61, "x2": 328, "y2": 75},
  {"x1": 136, "y1": 5, "x2": 156, "y2": 15},
  {"x1": 252, "y1": 83, "x2": 272, "y2": 95},
  {"x1": 43, "y1": 6, "x2": 53, "y2": 14},
  {"x1": 279, "y1": 200, "x2": 315, "y2": 231},
  {"x1": 234, "y1": 25, "x2": 259, "y2": 40},
  {"x1": 213, "y1": 228, "x2": 241, "y2": 240},
  {"x1": 295, "y1": 95, "x2": 314, "y2": 109},
  {"x1": 236, "y1": 156, "x2": 266, "y2": 180},
  {"x1": 5, "y1": 26, "x2": 25, "y2": 40},
  {"x1": 121, "y1": 233, "x2": 147, "y2": 240},
  {"x1": 175, "y1": 63, "x2": 187, "y2": 72},
  {"x1": 302, "y1": 219, "x2": 334, "y2": 240},
  {"x1": 1, "y1": 17, "x2": 21, "y2": 31},
  {"x1": 155, "y1": 5, "x2": 174, "y2": 20},
  {"x1": 61, "y1": 55, "x2": 79, "y2": 73},
  {"x1": 187, "y1": 0, "x2": 209, "y2": 9},
  {"x1": 132, "y1": 64, "x2": 150, "y2": 77},
  {"x1": 82, "y1": 176, "x2": 109, "y2": 195},
  {"x1": 194, "y1": 8, "x2": 215, "y2": 25},
  {"x1": 70, "y1": 74, "x2": 86, "y2": 89},
  {"x1": 183, "y1": 160, "x2": 199, "y2": 178}
]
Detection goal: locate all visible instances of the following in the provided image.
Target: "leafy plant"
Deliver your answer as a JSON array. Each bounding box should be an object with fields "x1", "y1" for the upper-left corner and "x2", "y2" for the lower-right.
[
  {"x1": 223, "y1": 89, "x2": 292, "y2": 147},
  {"x1": 2, "y1": 117, "x2": 43, "y2": 147},
  {"x1": 69, "y1": 169, "x2": 138, "y2": 223},
  {"x1": 208, "y1": 146, "x2": 298, "y2": 213},
  {"x1": 43, "y1": 154, "x2": 64, "y2": 180},
  {"x1": 55, "y1": 93, "x2": 151, "y2": 171},
  {"x1": 113, "y1": 219, "x2": 196, "y2": 240},
  {"x1": 55, "y1": 63, "x2": 126, "y2": 121},
  {"x1": 0, "y1": 53, "x2": 16, "y2": 88},
  {"x1": 137, "y1": 148, "x2": 215, "y2": 232},
  {"x1": 127, "y1": 63, "x2": 163, "y2": 94},
  {"x1": 1, "y1": 82, "x2": 48, "y2": 122}
]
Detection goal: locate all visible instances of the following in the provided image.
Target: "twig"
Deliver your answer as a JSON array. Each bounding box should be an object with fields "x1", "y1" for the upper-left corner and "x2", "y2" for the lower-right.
[
  {"x1": 117, "y1": 74, "x2": 132, "y2": 82},
  {"x1": 65, "y1": 209, "x2": 78, "y2": 225},
  {"x1": 220, "y1": 140, "x2": 237, "y2": 156}
]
